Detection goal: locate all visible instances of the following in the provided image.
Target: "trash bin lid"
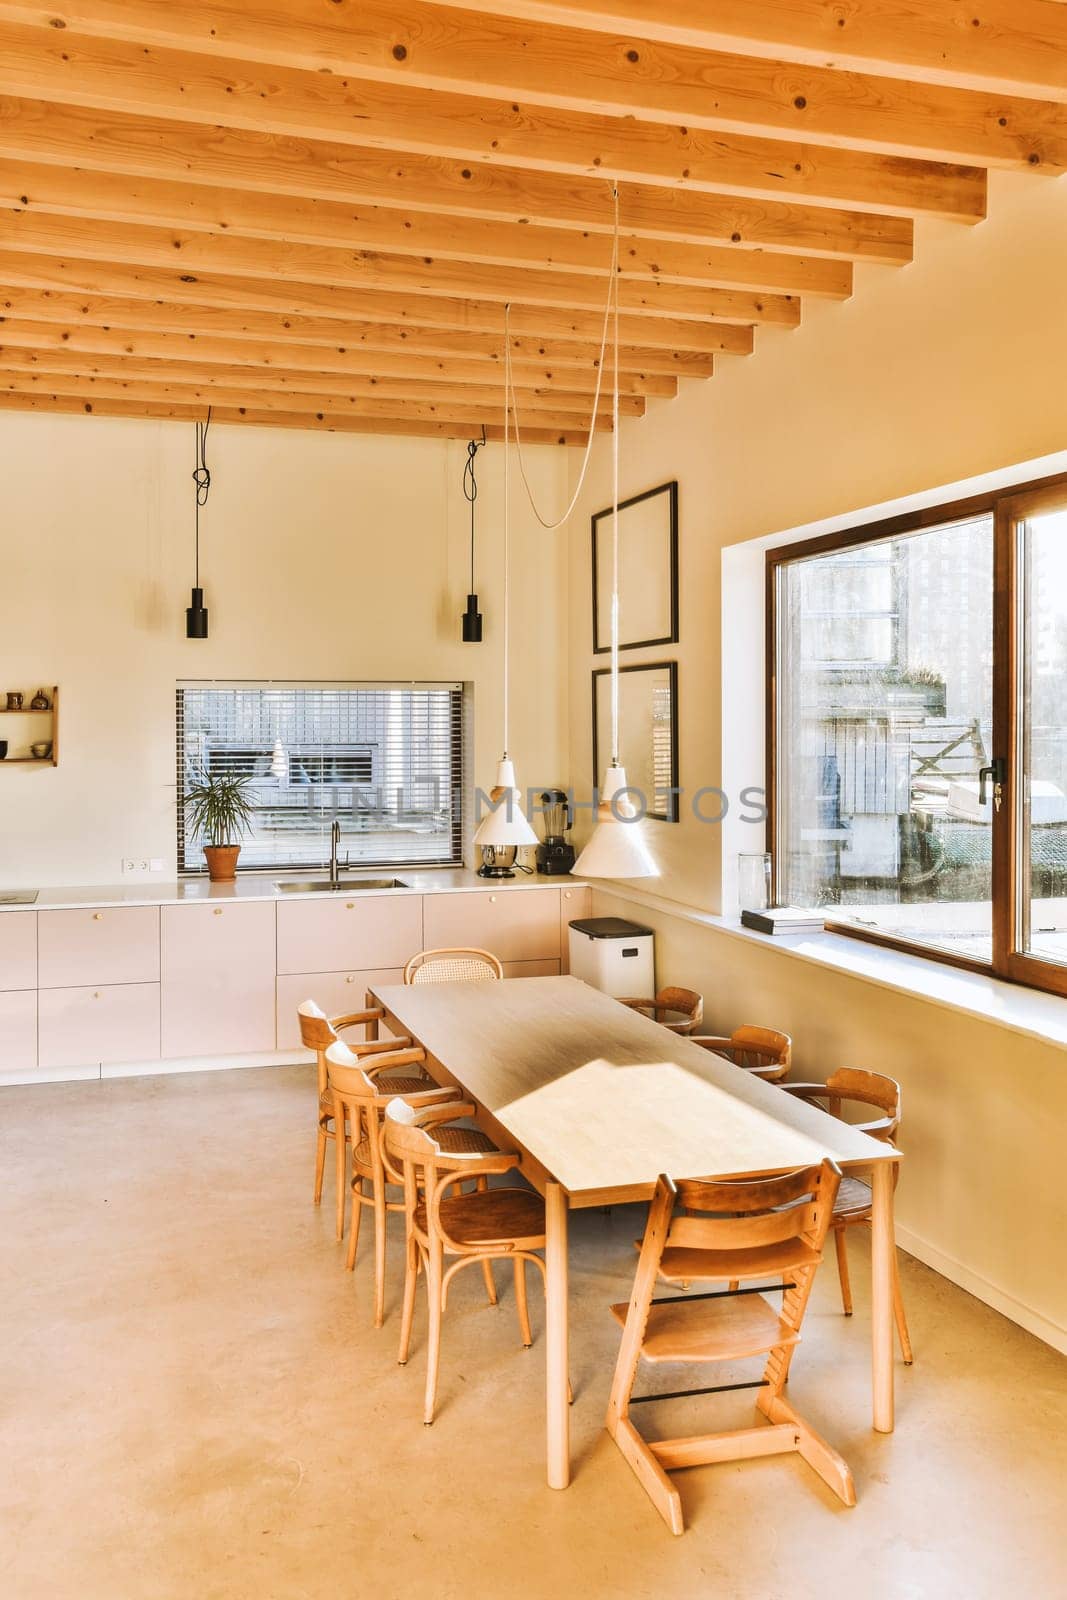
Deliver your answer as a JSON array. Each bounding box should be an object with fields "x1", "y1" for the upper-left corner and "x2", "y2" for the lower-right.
[{"x1": 568, "y1": 916, "x2": 654, "y2": 939}]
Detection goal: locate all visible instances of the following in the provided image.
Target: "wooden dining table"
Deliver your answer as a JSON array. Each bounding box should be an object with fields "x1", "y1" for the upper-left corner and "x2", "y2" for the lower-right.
[{"x1": 366, "y1": 975, "x2": 902, "y2": 1490}]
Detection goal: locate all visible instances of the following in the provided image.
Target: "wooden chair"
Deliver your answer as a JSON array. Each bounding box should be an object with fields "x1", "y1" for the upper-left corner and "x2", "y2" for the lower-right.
[
  {"x1": 783, "y1": 1068, "x2": 913, "y2": 1363},
  {"x1": 326, "y1": 1036, "x2": 502, "y2": 1324},
  {"x1": 606, "y1": 1161, "x2": 850, "y2": 1535},
  {"x1": 620, "y1": 986, "x2": 704, "y2": 1034},
  {"x1": 691, "y1": 1025, "x2": 793, "y2": 1082},
  {"x1": 298, "y1": 998, "x2": 425, "y2": 1231},
  {"x1": 383, "y1": 1100, "x2": 547, "y2": 1424},
  {"x1": 403, "y1": 947, "x2": 504, "y2": 984}
]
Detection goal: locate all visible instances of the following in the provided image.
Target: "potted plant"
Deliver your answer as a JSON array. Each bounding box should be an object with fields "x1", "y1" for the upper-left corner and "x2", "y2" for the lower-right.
[{"x1": 183, "y1": 771, "x2": 257, "y2": 881}]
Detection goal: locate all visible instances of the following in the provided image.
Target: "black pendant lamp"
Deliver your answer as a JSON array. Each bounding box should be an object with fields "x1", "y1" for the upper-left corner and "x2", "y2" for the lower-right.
[
  {"x1": 461, "y1": 430, "x2": 486, "y2": 642},
  {"x1": 186, "y1": 408, "x2": 212, "y2": 639}
]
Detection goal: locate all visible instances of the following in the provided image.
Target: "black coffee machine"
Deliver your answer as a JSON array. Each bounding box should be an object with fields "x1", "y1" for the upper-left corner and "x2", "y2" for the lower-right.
[{"x1": 535, "y1": 789, "x2": 576, "y2": 876}]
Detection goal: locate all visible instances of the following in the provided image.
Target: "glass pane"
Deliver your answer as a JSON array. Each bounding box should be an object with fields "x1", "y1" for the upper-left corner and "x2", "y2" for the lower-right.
[
  {"x1": 1017, "y1": 508, "x2": 1067, "y2": 966},
  {"x1": 177, "y1": 685, "x2": 462, "y2": 872},
  {"x1": 776, "y1": 516, "x2": 994, "y2": 962}
]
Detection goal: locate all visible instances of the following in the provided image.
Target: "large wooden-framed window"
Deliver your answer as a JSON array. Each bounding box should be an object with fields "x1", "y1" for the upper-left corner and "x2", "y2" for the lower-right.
[{"x1": 767, "y1": 472, "x2": 1067, "y2": 999}]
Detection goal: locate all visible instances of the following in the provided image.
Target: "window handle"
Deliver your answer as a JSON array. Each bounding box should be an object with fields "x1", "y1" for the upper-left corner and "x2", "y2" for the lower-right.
[{"x1": 978, "y1": 757, "x2": 1006, "y2": 810}]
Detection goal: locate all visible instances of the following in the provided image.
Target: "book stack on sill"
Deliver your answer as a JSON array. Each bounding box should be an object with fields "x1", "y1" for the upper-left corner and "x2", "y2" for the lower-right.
[{"x1": 740, "y1": 906, "x2": 828, "y2": 935}]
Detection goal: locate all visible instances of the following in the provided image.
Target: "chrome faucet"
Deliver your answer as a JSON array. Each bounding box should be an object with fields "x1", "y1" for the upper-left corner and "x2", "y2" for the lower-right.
[{"x1": 329, "y1": 820, "x2": 348, "y2": 889}]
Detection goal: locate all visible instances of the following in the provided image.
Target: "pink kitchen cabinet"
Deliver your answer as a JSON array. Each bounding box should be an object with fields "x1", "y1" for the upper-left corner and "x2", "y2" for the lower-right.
[
  {"x1": 38, "y1": 907, "x2": 160, "y2": 989},
  {"x1": 422, "y1": 889, "x2": 561, "y2": 964},
  {"x1": 275, "y1": 968, "x2": 404, "y2": 1050},
  {"x1": 37, "y1": 983, "x2": 160, "y2": 1070},
  {"x1": 0, "y1": 990, "x2": 38, "y2": 1074},
  {"x1": 161, "y1": 901, "x2": 277, "y2": 1058},
  {"x1": 276, "y1": 894, "x2": 423, "y2": 977},
  {"x1": 559, "y1": 886, "x2": 591, "y2": 972},
  {"x1": 0, "y1": 912, "x2": 37, "y2": 991}
]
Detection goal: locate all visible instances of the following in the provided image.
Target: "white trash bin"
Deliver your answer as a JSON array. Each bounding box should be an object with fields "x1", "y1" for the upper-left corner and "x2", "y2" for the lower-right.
[{"x1": 567, "y1": 916, "x2": 654, "y2": 999}]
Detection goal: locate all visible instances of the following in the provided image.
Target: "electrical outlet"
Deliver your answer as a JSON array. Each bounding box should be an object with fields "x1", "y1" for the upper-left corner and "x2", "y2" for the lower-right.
[
  {"x1": 149, "y1": 858, "x2": 164, "y2": 873},
  {"x1": 138, "y1": 859, "x2": 149, "y2": 873},
  {"x1": 122, "y1": 858, "x2": 137, "y2": 874}
]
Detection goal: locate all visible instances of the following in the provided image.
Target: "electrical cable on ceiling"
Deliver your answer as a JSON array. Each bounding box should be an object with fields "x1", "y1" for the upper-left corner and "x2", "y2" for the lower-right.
[
  {"x1": 462, "y1": 427, "x2": 486, "y2": 593},
  {"x1": 504, "y1": 184, "x2": 621, "y2": 532},
  {"x1": 192, "y1": 406, "x2": 212, "y2": 588}
]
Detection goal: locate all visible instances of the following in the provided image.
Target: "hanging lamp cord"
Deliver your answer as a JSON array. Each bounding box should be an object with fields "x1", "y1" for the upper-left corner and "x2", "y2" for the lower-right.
[
  {"x1": 192, "y1": 406, "x2": 212, "y2": 587},
  {"x1": 462, "y1": 428, "x2": 486, "y2": 592},
  {"x1": 504, "y1": 184, "x2": 620, "y2": 531}
]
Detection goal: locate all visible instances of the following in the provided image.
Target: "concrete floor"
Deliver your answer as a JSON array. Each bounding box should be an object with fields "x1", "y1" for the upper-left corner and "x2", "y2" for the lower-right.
[{"x1": 2, "y1": 1065, "x2": 1065, "y2": 1600}]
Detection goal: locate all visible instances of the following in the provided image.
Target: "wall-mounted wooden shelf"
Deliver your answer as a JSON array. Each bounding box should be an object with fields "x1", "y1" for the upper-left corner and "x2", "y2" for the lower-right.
[{"x1": 0, "y1": 686, "x2": 59, "y2": 767}]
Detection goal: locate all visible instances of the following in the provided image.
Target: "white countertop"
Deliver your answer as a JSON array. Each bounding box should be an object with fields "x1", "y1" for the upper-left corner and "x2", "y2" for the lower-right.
[{"x1": 0, "y1": 868, "x2": 585, "y2": 912}]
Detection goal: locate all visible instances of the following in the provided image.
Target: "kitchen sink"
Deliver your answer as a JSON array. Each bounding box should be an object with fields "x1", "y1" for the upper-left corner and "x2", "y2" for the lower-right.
[{"x1": 274, "y1": 878, "x2": 410, "y2": 894}]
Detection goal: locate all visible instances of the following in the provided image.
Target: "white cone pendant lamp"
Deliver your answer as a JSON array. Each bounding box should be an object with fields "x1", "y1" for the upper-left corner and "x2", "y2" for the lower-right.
[
  {"x1": 472, "y1": 381, "x2": 538, "y2": 852},
  {"x1": 574, "y1": 191, "x2": 659, "y2": 880}
]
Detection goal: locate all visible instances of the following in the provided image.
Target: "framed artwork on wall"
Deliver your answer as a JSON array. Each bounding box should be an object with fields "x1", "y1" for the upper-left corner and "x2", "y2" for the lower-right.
[
  {"x1": 592, "y1": 479, "x2": 678, "y2": 653},
  {"x1": 592, "y1": 660, "x2": 679, "y2": 823}
]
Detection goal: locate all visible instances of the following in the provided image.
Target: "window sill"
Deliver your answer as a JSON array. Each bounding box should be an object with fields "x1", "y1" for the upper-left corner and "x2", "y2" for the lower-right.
[{"x1": 599, "y1": 885, "x2": 1067, "y2": 1052}]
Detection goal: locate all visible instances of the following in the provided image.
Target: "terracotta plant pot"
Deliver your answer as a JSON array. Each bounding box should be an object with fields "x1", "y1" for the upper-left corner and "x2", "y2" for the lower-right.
[{"x1": 204, "y1": 844, "x2": 241, "y2": 882}]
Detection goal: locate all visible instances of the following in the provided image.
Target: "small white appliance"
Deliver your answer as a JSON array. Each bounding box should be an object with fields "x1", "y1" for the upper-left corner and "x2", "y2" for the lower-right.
[{"x1": 568, "y1": 916, "x2": 654, "y2": 998}]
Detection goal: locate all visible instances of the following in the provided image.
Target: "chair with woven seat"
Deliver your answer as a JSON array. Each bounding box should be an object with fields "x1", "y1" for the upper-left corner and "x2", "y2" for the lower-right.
[
  {"x1": 620, "y1": 986, "x2": 703, "y2": 1035},
  {"x1": 325, "y1": 1039, "x2": 476, "y2": 1327},
  {"x1": 298, "y1": 998, "x2": 425, "y2": 1233},
  {"x1": 384, "y1": 1098, "x2": 547, "y2": 1424},
  {"x1": 403, "y1": 947, "x2": 504, "y2": 984},
  {"x1": 606, "y1": 1161, "x2": 850, "y2": 1535},
  {"x1": 783, "y1": 1068, "x2": 913, "y2": 1363},
  {"x1": 691, "y1": 1025, "x2": 792, "y2": 1081}
]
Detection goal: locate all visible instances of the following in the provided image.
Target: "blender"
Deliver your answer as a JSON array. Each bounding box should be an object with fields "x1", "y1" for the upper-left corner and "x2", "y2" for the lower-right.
[{"x1": 535, "y1": 789, "x2": 576, "y2": 876}]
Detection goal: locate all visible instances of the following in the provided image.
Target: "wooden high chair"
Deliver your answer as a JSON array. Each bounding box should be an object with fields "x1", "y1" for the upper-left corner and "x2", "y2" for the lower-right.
[
  {"x1": 783, "y1": 1068, "x2": 913, "y2": 1363},
  {"x1": 606, "y1": 1161, "x2": 849, "y2": 1535},
  {"x1": 298, "y1": 998, "x2": 425, "y2": 1236},
  {"x1": 326, "y1": 1041, "x2": 498, "y2": 1329},
  {"x1": 620, "y1": 986, "x2": 704, "y2": 1034},
  {"x1": 384, "y1": 1101, "x2": 547, "y2": 1424},
  {"x1": 691, "y1": 1025, "x2": 793, "y2": 1081}
]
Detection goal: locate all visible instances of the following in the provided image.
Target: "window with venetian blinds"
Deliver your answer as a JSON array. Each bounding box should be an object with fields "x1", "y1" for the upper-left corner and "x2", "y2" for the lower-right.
[{"x1": 176, "y1": 682, "x2": 464, "y2": 873}]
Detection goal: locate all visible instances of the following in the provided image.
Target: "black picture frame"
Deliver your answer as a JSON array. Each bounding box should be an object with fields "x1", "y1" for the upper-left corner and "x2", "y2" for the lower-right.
[
  {"x1": 592, "y1": 660, "x2": 679, "y2": 823},
  {"x1": 592, "y1": 479, "x2": 679, "y2": 654}
]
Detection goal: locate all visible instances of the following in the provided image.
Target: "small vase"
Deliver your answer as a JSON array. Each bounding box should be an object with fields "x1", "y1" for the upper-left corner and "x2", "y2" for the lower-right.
[
  {"x1": 30, "y1": 690, "x2": 50, "y2": 710},
  {"x1": 204, "y1": 844, "x2": 241, "y2": 882}
]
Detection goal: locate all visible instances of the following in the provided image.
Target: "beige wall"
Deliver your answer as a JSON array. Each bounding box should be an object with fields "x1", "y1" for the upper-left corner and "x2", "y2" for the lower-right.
[
  {"x1": 0, "y1": 413, "x2": 570, "y2": 888},
  {"x1": 565, "y1": 167, "x2": 1067, "y2": 1349}
]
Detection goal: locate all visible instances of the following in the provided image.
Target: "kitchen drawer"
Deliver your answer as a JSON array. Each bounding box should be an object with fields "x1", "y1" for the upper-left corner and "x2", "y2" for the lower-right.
[
  {"x1": 559, "y1": 886, "x2": 591, "y2": 972},
  {"x1": 422, "y1": 889, "x2": 560, "y2": 963},
  {"x1": 276, "y1": 968, "x2": 404, "y2": 1050},
  {"x1": 38, "y1": 983, "x2": 160, "y2": 1070},
  {"x1": 502, "y1": 959, "x2": 561, "y2": 979},
  {"x1": 0, "y1": 912, "x2": 36, "y2": 991},
  {"x1": 276, "y1": 894, "x2": 423, "y2": 977},
  {"x1": 38, "y1": 906, "x2": 160, "y2": 989},
  {"x1": 162, "y1": 901, "x2": 276, "y2": 1058},
  {"x1": 0, "y1": 990, "x2": 37, "y2": 1072}
]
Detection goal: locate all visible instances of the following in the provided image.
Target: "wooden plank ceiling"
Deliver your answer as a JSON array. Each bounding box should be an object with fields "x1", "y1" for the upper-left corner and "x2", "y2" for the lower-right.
[{"x1": 0, "y1": 0, "x2": 1064, "y2": 443}]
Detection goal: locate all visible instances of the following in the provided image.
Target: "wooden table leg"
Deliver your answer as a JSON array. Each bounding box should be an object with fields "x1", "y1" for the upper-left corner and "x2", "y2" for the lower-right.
[
  {"x1": 545, "y1": 1181, "x2": 570, "y2": 1490},
  {"x1": 364, "y1": 993, "x2": 379, "y2": 1040},
  {"x1": 870, "y1": 1161, "x2": 896, "y2": 1433}
]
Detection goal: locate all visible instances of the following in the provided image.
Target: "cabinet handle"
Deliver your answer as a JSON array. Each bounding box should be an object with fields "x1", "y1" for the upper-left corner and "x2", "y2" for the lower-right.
[
  {"x1": 489, "y1": 894, "x2": 497, "y2": 903},
  {"x1": 93, "y1": 912, "x2": 103, "y2": 921},
  {"x1": 93, "y1": 991, "x2": 101, "y2": 1000},
  {"x1": 563, "y1": 891, "x2": 572, "y2": 900},
  {"x1": 346, "y1": 902, "x2": 355, "y2": 910},
  {"x1": 213, "y1": 908, "x2": 223, "y2": 916},
  {"x1": 346, "y1": 975, "x2": 355, "y2": 984}
]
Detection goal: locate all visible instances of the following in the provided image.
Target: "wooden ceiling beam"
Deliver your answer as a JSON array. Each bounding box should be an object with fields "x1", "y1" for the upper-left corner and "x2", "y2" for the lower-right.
[
  {"x1": 0, "y1": 97, "x2": 914, "y2": 265},
  {"x1": 0, "y1": 342, "x2": 646, "y2": 412},
  {"x1": 1, "y1": 210, "x2": 798, "y2": 326},
  {"x1": 0, "y1": 252, "x2": 736, "y2": 352},
  {"x1": 0, "y1": 317, "x2": 683, "y2": 394},
  {"x1": 0, "y1": 24, "x2": 987, "y2": 218},
  {"x1": 0, "y1": 366, "x2": 614, "y2": 430},
  {"x1": 0, "y1": 287, "x2": 727, "y2": 370},
  {"x1": 0, "y1": 161, "x2": 854, "y2": 298},
  {"x1": 430, "y1": 0, "x2": 1067, "y2": 102},
  {"x1": 0, "y1": 3, "x2": 1054, "y2": 172},
  {"x1": 0, "y1": 389, "x2": 586, "y2": 443}
]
